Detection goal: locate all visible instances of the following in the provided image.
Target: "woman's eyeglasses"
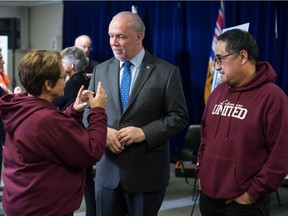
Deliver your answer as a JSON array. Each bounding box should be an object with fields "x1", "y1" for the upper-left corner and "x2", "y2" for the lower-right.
[{"x1": 59, "y1": 75, "x2": 67, "y2": 80}]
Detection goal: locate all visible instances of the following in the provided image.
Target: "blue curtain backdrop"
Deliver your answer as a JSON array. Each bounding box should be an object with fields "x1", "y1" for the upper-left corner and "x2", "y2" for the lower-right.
[{"x1": 63, "y1": 1, "x2": 288, "y2": 153}]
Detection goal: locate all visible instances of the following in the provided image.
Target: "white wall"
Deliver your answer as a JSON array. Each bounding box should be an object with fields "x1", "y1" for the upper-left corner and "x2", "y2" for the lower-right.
[
  {"x1": 0, "y1": 3, "x2": 63, "y2": 89},
  {"x1": 30, "y1": 4, "x2": 63, "y2": 50}
]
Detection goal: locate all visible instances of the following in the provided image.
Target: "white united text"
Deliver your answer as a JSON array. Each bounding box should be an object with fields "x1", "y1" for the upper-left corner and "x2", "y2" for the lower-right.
[{"x1": 212, "y1": 101, "x2": 248, "y2": 120}]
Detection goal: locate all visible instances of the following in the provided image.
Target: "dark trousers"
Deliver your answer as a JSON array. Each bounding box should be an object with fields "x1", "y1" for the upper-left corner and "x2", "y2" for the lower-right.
[
  {"x1": 199, "y1": 192, "x2": 270, "y2": 216},
  {"x1": 96, "y1": 183, "x2": 166, "y2": 216},
  {"x1": 84, "y1": 166, "x2": 96, "y2": 216}
]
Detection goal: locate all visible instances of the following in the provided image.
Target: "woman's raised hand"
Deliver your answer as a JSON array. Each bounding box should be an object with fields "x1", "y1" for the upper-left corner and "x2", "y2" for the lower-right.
[{"x1": 88, "y1": 82, "x2": 107, "y2": 109}]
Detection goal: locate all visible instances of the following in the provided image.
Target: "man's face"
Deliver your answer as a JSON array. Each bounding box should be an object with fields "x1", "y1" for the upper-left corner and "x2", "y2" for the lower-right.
[
  {"x1": 61, "y1": 58, "x2": 74, "y2": 78},
  {"x1": 108, "y1": 16, "x2": 142, "y2": 61},
  {"x1": 76, "y1": 39, "x2": 92, "y2": 57},
  {"x1": 214, "y1": 41, "x2": 242, "y2": 87}
]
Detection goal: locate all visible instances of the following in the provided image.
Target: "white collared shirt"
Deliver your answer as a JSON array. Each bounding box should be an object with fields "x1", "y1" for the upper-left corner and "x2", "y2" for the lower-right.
[{"x1": 119, "y1": 48, "x2": 145, "y2": 95}]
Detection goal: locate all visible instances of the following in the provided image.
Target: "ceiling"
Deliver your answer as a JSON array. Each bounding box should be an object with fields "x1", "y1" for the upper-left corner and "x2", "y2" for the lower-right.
[{"x1": 0, "y1": 0, "x2": 62, "y2": 7}]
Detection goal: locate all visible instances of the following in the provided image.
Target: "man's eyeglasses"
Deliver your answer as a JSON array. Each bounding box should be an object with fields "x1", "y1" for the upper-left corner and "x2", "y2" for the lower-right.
[
  {"x1": 81, "y1": 45, "x2": 92, "y2": 51},
  {"x1": 213, "y1": 53, "x2": 235, "y2": 65}
]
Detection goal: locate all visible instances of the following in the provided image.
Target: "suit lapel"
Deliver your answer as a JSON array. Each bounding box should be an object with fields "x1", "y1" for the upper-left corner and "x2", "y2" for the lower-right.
[
  {"x1": 108, "y1": 59, "x2": 122, "y2": 113},
  {"x1": 125, "y1": 52, "x2": 155, "y2": 112}
]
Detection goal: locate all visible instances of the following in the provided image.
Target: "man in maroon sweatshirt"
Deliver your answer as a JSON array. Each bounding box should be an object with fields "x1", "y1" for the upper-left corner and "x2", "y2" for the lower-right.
[{"x1": 197, "y1": 29, "x2": 288, "y2": 216}]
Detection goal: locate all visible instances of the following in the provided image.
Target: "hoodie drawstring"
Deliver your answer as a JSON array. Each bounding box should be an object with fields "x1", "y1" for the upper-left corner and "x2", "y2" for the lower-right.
[{"x1": 225, "y1": 92, "x2": 242, "y2": 141}]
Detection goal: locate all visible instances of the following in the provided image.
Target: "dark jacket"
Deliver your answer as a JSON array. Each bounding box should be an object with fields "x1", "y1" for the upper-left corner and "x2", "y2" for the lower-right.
[
  {"x1": 85, "y1": 59, "x2": 99, "y2": 74},
  {"x1": 85, "y1": 50, "x2": 189, "y2": 193},
  {"x1": 53, "y1": 71, "x2": 90, "y2": 111}
]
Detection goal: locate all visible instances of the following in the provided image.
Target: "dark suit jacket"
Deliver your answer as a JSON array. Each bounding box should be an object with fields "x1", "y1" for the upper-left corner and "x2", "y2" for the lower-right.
[
  {"x1": 85, "y1": 50, "x2": 189, "y2": 193},
  {"x1": 84, "y1": 59, "x2": 99, "y2": 74},
  {"x1": 53, "y1": 71, "x2": 90, "y2": 111}
]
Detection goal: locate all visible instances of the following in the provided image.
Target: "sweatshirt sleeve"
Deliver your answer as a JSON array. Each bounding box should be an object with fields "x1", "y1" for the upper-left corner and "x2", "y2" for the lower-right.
[
  {"x1": 38, "y1": 107, "x2": 107, "y2": 168},
  {"x1": 247, "y1": 93, "x2": 288, "y2": 201},
  {"x1": 63, "y1": 103, "x2": 84, "y2": 125}
]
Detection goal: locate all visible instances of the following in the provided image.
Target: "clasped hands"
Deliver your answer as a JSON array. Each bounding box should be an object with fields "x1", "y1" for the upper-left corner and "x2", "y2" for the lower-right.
[
  {"x1": 73, "y1": 81, "x2": 107, "y2": 112},
  {"x1": 106, "y1": 127, "x2": 145, "y2": 154}
]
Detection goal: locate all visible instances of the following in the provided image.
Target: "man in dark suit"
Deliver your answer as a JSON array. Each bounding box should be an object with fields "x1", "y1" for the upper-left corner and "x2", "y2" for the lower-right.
[
  {"x1": 84, "y1": 11, "x2": 189, "y2": 216},
  {"x1": 74, "y1": 35, "x2": 99, "y2": 78}
]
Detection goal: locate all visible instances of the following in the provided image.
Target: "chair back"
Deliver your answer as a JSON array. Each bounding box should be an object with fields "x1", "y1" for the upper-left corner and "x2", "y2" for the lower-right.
[{"x1": 183, "y1": 125, "x2": 201, "y2": 154}]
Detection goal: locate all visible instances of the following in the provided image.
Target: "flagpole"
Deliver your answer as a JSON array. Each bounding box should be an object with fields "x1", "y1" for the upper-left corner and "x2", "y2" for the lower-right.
[{"x1": 204, "y1": 0, "x2": 225, "y2": 104}]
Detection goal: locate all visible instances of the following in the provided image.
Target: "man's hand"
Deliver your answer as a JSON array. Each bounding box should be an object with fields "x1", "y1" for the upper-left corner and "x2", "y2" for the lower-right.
[
  {"x1": 226, "y1": 192, "x2": 255, "y2": 205},
  {"x1": 73, "y1": 85, "x2": 94, "y2": 112},
  {"x1": 198, "y1": 179, "x2": 201, "y2": 190},
  {"x1": 14, "y1": 86, "x2": 22, "y2": 94},
  {"x1": 106, "y1": 127, "x2": 125, "y2": 154},
  {"x1": 117, "y1": 126, "x2": 145, "y2": 146},
  {"x1": 88, "y1": 81, "x2": 107, "y2": 109},
  {"x1": 86, "y1": 73, "x2": 93, "y2": 79}
]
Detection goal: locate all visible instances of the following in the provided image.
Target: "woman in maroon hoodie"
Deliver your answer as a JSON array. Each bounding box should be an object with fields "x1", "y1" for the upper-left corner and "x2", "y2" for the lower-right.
[
  {"x1": 197, "y1": 29, "x2": 288, "y2": 216},
  {"x1": 0, "y1": 50, "x2": 107, "y2": 216}
]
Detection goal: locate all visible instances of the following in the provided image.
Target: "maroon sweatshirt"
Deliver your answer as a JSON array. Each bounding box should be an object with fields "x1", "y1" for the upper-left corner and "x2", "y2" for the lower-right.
[
  {"x1": 0, "y1": 93, "x2": 107, "y2": 215},
  {"x1": 198, "y1": 61, "x2": 288, "y2": 201}
]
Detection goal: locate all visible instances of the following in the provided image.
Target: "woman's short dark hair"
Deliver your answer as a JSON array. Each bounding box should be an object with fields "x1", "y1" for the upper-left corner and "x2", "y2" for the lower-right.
[
  {"x1": 18, "y1": 50, "x2": 62, "y2": 96},
  {"x1": 218, "y1": 29, "x2": 259, "y2": 64}
]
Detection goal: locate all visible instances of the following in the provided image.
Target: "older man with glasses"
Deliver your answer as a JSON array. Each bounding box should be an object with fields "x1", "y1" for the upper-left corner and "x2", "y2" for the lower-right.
[
  {"x1": 197, "y1": 29, "x2": 288, "y2": 216},
  {"x1": 74, "y1": 35, "x2": 99, "y2": 79}
]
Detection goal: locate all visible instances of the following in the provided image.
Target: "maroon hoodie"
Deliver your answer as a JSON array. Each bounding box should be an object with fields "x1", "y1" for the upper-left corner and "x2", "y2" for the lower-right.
[
  {"x1": 0, "y1": 93, "x2": 107, "y2": 215},
  {"x1": 198, "y1": 61, "x2": 288, "y2": 201}
]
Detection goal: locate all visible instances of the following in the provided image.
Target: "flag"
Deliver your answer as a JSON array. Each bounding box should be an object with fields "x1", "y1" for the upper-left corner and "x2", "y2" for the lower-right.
[{"x1": 204, "y1": 1, "x2": 225, "y2": 104}]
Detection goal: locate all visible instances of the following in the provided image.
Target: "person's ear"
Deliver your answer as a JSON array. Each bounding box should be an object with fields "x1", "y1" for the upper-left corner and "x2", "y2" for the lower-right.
[
  {"x1": 239, "y1": 50, "x2": 248, "y2": 60},
  {"x1": 43, "y1": 80, "x2": 53, "y2": 91}
]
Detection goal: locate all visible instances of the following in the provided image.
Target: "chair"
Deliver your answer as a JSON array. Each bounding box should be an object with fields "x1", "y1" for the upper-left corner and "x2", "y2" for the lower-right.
[
  {"x1": 275, "y1": 176, "x2": 288, "y2": 206},
  {"x1": 190, "y1": 188, "x2": 200, "y2": 216},
  {"x1": 170, "y1": 124, "x2": 201, "y2": 198}
]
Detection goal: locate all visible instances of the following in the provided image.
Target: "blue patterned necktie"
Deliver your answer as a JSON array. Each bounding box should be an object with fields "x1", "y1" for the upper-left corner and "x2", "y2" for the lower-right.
[{"x1": 120, "y1": 61, "x2": 132, "y2": 111}]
